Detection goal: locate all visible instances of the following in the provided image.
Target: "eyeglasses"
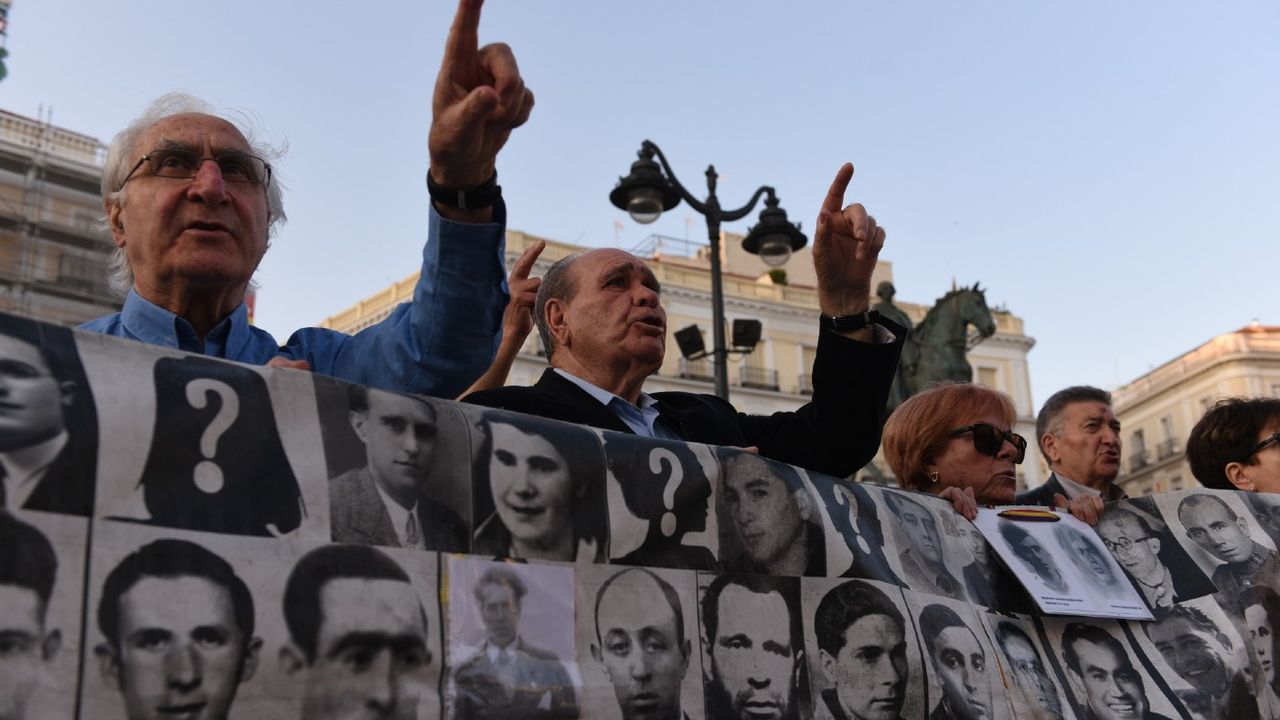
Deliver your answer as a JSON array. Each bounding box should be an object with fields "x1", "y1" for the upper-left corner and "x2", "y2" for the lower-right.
[
  {"x1": 1252, "y1": 432, "x2": 1280, "y2": 456},
  {"x1": 949, "y1": 423, "x2": 1027, "y2": 464},
  {"x1": 119, "y1": 148, "x2": 271, "y2": 190},
  {"x1": 1101, "y1": 536, "x2": 1151, "y2": 553}
]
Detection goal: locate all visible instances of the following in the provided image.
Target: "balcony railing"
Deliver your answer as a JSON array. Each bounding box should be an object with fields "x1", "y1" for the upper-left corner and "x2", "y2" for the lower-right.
[
  {"x1": 1156, "y1": 438, "x2": 1180, "y2": 461},
  {"x1": 678, "y1": 357, "x2": 714, "y2": 383},
  {"x1": 1130, "y1": 449, "x2": 1151, "y2": 473},
  {"x1": 738, "y1": 366, "x2": 779, "y2": 391},
  {"x1": 797, "y1": 373, "x2": 813, "y2": 396}
]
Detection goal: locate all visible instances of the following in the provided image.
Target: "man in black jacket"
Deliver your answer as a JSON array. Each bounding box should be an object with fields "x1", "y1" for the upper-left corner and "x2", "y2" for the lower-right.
[{"x1": 465, "y1": 165, "x2": 902, "y2": 478}]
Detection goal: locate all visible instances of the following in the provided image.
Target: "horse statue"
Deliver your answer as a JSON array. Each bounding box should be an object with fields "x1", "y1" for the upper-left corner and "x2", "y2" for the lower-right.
[{"x1": 890, "y1": 283, "x2": 997, "y2": 415}]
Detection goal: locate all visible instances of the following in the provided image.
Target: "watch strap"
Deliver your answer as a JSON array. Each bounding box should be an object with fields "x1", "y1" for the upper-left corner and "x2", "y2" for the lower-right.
[
  {"x1": 821, "y1": 309, "x2": 881, "y2": 333},
  {"x1": 426, "y1": 170, "x2": 502, "y2": 210}
]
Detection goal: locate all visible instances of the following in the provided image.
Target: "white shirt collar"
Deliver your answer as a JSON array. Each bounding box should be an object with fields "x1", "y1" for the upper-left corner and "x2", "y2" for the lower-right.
[
  {"x1": 485, "y1": 638, "x2": 519, "y2": 663},
  {"x1": 1054, "y1": 472, "x2": 1100, "y2": 500},
  {"x1": 0, "y1": 431, "x2": 68, "y2": 509},
  {"x1": 370, "y1": 475, "x2": 419, "y2": 547},
  {"x1": 553, "y1": 368, "x2": 658, "y2": 410}
]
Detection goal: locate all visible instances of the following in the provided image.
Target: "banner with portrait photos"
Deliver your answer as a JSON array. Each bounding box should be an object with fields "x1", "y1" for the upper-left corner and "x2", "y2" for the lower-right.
[{"x1": 2, "y1": 310, "x2": 1280, "y2": 720}]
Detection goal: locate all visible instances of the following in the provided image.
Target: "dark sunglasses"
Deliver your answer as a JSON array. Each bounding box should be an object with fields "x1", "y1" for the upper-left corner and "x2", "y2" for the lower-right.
[{"x1": 949, "y1": 423, "x2": 1026, "y2": 464}]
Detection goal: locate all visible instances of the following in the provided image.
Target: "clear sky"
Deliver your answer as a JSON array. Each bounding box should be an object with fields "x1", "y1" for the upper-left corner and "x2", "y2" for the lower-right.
[{"x1": 3, "y1": 1, "x2": 1276, "y2": 408}]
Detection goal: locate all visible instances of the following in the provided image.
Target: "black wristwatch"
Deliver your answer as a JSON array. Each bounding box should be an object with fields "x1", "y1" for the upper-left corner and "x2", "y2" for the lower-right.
[
  {"x1": 821, "y1": 309, "x2": 880, "y2": 333},
  {"x1": 426, "y1": 170, "x2": 502, "y2": 210}
]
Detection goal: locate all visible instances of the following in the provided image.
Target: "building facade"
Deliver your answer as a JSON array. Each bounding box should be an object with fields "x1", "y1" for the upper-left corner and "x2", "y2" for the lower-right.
[
  {"x1": 0, "y1": 108, "x2": 120, "y2": 326},
  {"x1": 319, "y1": 229, "x2": 1041, "y2": 487},
  {"x1": 1112, "y1": 323, "x2": 1280, "y2": 496}
]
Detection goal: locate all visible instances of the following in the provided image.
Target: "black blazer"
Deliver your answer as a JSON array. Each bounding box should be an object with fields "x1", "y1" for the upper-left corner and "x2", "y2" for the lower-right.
[
  {"x1": 1014, "y1": 473, "x2": 1125, "y2": 507},
  {"x1": 464, "y1": 324, "x2": 902, "y2": 478},
  {"x1": 13, "y1": 441, "x2": 95, "y2": 516}
]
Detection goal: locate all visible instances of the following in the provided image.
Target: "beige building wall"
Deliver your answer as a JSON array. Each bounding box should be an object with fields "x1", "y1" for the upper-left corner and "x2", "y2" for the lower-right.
[
  {"x1": 1112, "y1": 324, "x2": 1280, "y2": 496},
  {"x1": 320, "y1": 228, "x2": 1041, "y2": 487},
  {"x1": 0, "y1": 109, "x2": 120, "y2": 326}
]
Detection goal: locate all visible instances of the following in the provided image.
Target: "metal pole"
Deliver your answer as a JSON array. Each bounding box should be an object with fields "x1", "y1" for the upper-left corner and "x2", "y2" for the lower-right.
[{"x1": 702, "y1": 166, "x2": 729, "y2": 400}]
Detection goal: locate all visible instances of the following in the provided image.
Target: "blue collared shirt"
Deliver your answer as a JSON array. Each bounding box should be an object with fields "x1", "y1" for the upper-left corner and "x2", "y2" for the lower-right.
[
  {"x1": 553, "y1": 369, "x2": 680, "y2": 440},
  {"x1": 80, "y1": 204, "x2": 509, "y2": 399}
]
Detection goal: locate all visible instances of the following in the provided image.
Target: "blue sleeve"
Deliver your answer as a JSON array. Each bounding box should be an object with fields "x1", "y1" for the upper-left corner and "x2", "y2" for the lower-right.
[{"x1": 281, "y1": 202, "x2": 508, "y2": 397}]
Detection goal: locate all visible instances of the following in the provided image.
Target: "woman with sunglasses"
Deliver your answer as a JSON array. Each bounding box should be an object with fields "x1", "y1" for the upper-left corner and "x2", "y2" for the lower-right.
[{"x1": 882, "y1": 382, "x2": 1105, "y2": 526}]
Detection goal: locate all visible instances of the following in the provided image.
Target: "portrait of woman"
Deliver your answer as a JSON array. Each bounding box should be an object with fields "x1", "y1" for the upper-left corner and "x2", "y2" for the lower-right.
[{"x1": 472, "y1": 410, "x2": 607, "y2": 562}]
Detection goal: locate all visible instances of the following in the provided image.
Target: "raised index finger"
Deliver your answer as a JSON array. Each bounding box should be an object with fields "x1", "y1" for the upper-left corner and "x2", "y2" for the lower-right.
[
  {"x1": 444, "y1": 0, "x2": 484, "y2": 66},
  {"x1": 822, "y1": 162, "x2": 855, "y2": 214},
  {"x1": 510, "y1": 239, "x2": 545, "y2": 281}
]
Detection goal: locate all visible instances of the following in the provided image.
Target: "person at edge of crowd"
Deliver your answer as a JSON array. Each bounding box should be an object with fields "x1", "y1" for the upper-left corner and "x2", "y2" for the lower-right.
[
  {"x1": 882, "y1": 381, "x2": 1095, "y2": 522},
  {"x1": 1094, "y1": 501, "x2": 1216, "y2": 610},
  {"x1": 720, "y1": 451, "x2": 825, "y2": 576},
  {"x1": 1177, "y1": 493, "x2": 1280, "y2": 616},
  {"x1": 918, "y1": 604, "x2": 993, "y2": 720},
  {"x1": 1241, "y1": 586, "x2": 1280, "y2": 720},
  {"x1": 812, "y1": 579, "x2": 909, "y2": 720},
  {"x1": 1015, "y1": 386, "x2": 1125, "y2": 525},
  {"x1": 881, "y1": 491, "x2": 965, "y2": 600},
  {"x1": 1143, "y1": 605, "x2": 1259, "y2": 720},
  {"x1": 472, "y1": 410, "x2": 606, "y2": 562},
  {"x1": 0, "y1": 512, "x2": 61, "y2": 720},
  {"x1": 81, "y1": 0, "x2": 532, "y2": 400},
  {"x1": 701, "y1": 573, "x2": 808, "y2": 720},
  {"x1": 999, "y1": 520, "x2": 1070, "y2": 595},
  {"x1": 330, "y1": 385, "x2": 467, "y2": 552},
  {"x1": 280, "y1": 545, "x2": 434, "y2": 720},
  {"x1": 993, "y1": 620, "x2": 1063, "y2": 720},
  {"x1": 464, "y1": 164, "x2": 903, "y2": 479},
  {"x1": 590, "y1": 568, "x2": 692, "y2": 720},
  {"x1": 1060, "y1": 623, "x2": 1174, "y2": 720},
  {"x1": 452, "y1": 565, "x2": 578, "y2": 719},
  {"x1": 1186, "y1": 397, "x2": 1280, "y2": 493},
  {"x1": 94, "y1": 539, "x2": 261, "y2": 720}
]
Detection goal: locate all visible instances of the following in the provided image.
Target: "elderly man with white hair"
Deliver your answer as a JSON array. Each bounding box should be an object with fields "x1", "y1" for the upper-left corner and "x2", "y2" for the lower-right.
[{"x1": 82, "y1": 0, "x2": 535, "y2": 398}]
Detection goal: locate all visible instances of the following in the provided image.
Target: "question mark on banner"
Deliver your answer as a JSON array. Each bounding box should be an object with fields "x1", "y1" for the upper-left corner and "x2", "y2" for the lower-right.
[
  {"x1": 833, "y1": 486, "x2": 872, "y2": 555},
  {"x1": 184, "y1": 379, "x2": 240, "y2": 495},
  {"x1": 649, "y1": 448, "x2": 683, "y2": 538}
]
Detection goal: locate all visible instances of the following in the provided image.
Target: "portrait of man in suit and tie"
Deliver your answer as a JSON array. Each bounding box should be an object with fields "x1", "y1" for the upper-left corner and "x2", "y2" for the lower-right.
[
  {"x1": 0, "y1": 315, "x2": 97, "y2": 516},
  {"x1": 328, "y1": 384, "x2": 468, "y2": 552}
]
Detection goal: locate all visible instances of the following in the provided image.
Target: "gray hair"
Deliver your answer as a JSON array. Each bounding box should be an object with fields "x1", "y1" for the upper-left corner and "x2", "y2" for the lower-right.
[
  {"x1": 534, "y1": 252, "x2": 584, "y2": 358},
  {"x1": 101, "y1": 92, "x2": 288, "y2": 297},
  {"x1": 1035, "y1": 385, "x2": 1112, "y2": 463}
]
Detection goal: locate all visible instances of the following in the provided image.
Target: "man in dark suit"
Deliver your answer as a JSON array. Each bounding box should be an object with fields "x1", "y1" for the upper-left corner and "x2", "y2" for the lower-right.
[
  {"x1": 0, "y1": 319, "x2": 96, "y2": 516},
  {"x1": 463, "y1": 166, "x2": 902, "y2": 479},
  {"x1": 1016, "y1": 386, "x2": 1123, "y2": 521},
  {"x1": 330, "y1": 384, "x2": 466, "y2": 552}
]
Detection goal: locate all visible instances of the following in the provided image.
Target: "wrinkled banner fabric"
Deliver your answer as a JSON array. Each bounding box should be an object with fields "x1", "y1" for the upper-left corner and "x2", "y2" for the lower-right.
[{"x1": 1, "y1": 312, "x2": 1277, "y2": 720}]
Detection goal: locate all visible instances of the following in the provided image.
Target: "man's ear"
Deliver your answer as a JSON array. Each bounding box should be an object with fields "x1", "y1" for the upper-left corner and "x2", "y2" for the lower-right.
[
  {"x1": 349, "y1": 410, "x2": 368, "y2": 442},
  {"x1": 590, "y1": 643, "x2": 602, "y2": 664},
  {"x1": 105, "y1": 201, "x2": 126, "y2": 248},
  {"x1": 1148, "y1": 537, "x2": 1162, "y2": 555},
  {"x1": 41, "y1": 629, "x2": 61, "y2": 662},
  {"x1": 240, "y1": 636, "x2": 263, "y2": 683},
  {"x1": 95, "y1": 643, "x2": 122, "y2": 687},
  {"x1": 818, "y1": 648, "x2": 837, "y2": 686},
  {"x1": 680, "y1": 638, "x2": 692, "y2": 671},
  {"x1": 544, "y1": 298, "x2": 570, "y2": 351},
  {"x1": 1225, "y1": 461, "x2": 1256, "y2": 492},
  {"x1": 279, "y1": 643, "x2": 306, "y2": 676},
  {"x1": 1041, "y1": 433, "x2": 1061, "y2": 466},
  {"x1": 794, "y1": 490, "x2": 815, "y2": 522}
]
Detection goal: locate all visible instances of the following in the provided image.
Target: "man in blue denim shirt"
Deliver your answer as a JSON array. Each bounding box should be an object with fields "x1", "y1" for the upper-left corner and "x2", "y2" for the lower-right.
[{"x1": 82, "y1": 0, "x2": 534, "y2": 398}]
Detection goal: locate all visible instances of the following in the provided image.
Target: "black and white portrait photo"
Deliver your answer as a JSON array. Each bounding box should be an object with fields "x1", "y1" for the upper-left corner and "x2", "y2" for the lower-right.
[
  {"x1": 446, "y1": 556, "x2": 580, "y2": 719},
  {"x1": 0, "y1": 509, "x2": 86, "y2": 720},
  {"x1": 986, "y1": 613, "x2": 1067, "y2": 720},
  {"x1": 279, "y1": 544, "x2": 442, "y2": 720},
  {"x1": 471, "y1": 410, "x2": 607, "y2": 562},
  {"x1": 1044, "y1": 618, "x2": 1179, "y2": 720},
  {"x1": 699, "y1": 573, "x2": 809, "y2": 720},
  {"x1": 577, "y1": 565, "x2": 704, "y2": 720},
  {"x1": 1241, "y1": 586, "x2": 1280, "y2": 720},
  {"x1": 1054, "y1": 523, "x2": 1124, "y2": 593},
  {"x1": 906, "y1": 594, "x2": 1008, "y2": 720},
  {"x1": 999, "y1": 519, "x2": 1070, "y2": 594},
  {"x1": 807, "y1": 472, "x2": 903, "y2": 585},
  {"x1": 1243, "y1": 492, "x2": 1280, "y2": 550},
  {"x1": 717, "y1": 450, "x2": 826, "y2": 576},
  {"x1": 91, "y1": 536, "x2": 263, "y2": 720},
  {"x1": 316, "y1": 377, "x2": 470, "y2": 552},
  {"x1": 604, "y1": 433, "x2": 718, "y2": 571},
  {"x1": 804, "y1": 577, "x2": 924, "y2": 720},
  {"x1": 1095, "y1": 499, "x2": 1216, "y2": 611},
  {"x1": 0, "y1": 315, "x2": 97, "y2": 516},
  {"x1": 1161, "y1": 491, "x2": 1279, "y2": 616},
  {"x1": 1136, "y1": 599, "x2": 1258, "y2": 720},
  {"x1": 880, "y1": 490, "x2": 965, "y2": 600}
]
